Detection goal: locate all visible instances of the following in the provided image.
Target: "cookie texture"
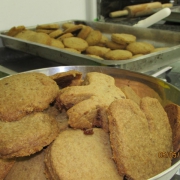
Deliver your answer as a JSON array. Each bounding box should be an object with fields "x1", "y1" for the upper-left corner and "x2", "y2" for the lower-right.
[
  {"x1": 85, "y1": 30, "x2": 102, "y2": 46},
  {"x1": 44, "y1": 128, "x2": 123, "y2": 180},
  {"x1": 0, "y1": 72, "x2": 59, "y2": 122},
  {"x1": 108, "y1": 97, "x2": 172, "y2": 179},
  {"x1": 111, "y1": 33, "x2": 136, "y2": 45},
  {"x1": 0, "y1": 158, "x2": 15, "y2": 180},
  {"x1": 104, "y1": 50, "x2": 132, "y2": 60},
  {"x1": 126, "y1": 42, "x2": 155, "y2": 55},
  {"x1": 164, "y1": 103, "x2": 180, "y2": 152},
  {"x1": 56, "y1": 72, "x2": 126, "y2": 130},
  {"x1": 5, "y1": 150, "x2": 46, "y2": 180},
  {"x1": 0, "y1": 112, "x2": 59, "y2": 159},
  {"x1": 85, "y1": 46, "x2": 110, "y2": 58},
  {"x1": 63, "y1": 37, "x2": 88, "y2": 52}
]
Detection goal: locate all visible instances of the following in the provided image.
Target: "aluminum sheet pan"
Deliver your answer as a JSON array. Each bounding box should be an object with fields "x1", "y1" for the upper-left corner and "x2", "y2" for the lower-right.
[
  {"x1": 165, "y1": 6, "x2": 180, "y2": 23},
  {"x1": 0, "y1": 20, "x2": 180, "y2": 73},
  {"x1": 27, "y1": 66, "x2": 180, "y2": 180}
]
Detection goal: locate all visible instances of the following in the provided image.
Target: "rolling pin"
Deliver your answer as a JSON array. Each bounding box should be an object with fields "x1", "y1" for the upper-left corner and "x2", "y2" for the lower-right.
[{"x1": 109, "y1": 2, "x2": 172, "y2": 18}]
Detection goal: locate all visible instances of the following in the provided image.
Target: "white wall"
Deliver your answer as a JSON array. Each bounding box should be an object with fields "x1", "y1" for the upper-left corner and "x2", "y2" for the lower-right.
[{"x1": 0, "y1": 0, "x2": 88, "y2": 31}]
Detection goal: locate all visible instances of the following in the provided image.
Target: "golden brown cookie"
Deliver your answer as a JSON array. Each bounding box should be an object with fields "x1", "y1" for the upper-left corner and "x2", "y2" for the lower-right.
[
  {"x1": 151, "y1": 47, "x2": 169, "y2": 53},
  {"x1": 0, "y1": 72, "x2": 59, "y2": 122},
  {"x1": 35, "y1": 29, "x2": 54, "y2": 34},
  {"x1": 126, "y1": 42, "x2": 155, "y2": 55},
  {"x1": 44, "y1": 128, "x2": 123, "y2": 180},
  {"x1": 131, "y1": 54, "x2": 144, "y2": 59},
  {"x1": 104, "y1": 49, "x2": 132, "y2": 60},
  {"x1": 57, "y1": 33, "x2": 74, "y2": 41},
  {"x1": 0, "y1": 158, "x2": 15, "y2": 180},
  {"x1": 63, "y1": 37, "x2": 88, "y2": 52},
  {"x1": 85, "y1": 30, "x2": 102, "y2": 46},
  {"x1": 87, "y1": 54, "x2": 104, "y2": 60},
  {"x1": 121, "y1": 85, "x2": 141, "y2": 105},
  {"x1": 49, "y1": 29, "x2": 63, "y2": 38},
  {"x1": 85, "y1": 46, "x2": 110, "y2": 58},
  {"x1": 63, "y1": 24, "x2": 83, "y2": 35},
  {"x1": 105, "y1": 40, "x2": 127, "y2": 50},
  {"x1": 164, "y1": 103, "x2": 180, "y2": 152},
  {"x1": 0, "y1": 112, "x2": 59, "y2": 159},
  {"x1": 111, "y1": 33, "x2": 136, "y2": 45},
  {"x1": 56, "y1": 72, "x2": 126, "y2": 130},
  {"x1": 61, "y1": 23, "x2": 75, "y2": 30},
  {"x1": 36, "y1": 23, "x2": 59, "y2": 30},
  {"x1": 64, "y1": 48, "x2": 81, "y2": 54},
  {"x1": 5, "y1": 150, "x2": 46, "y2": 180},
  {"x1": 44, "y1": 107, "x2": 69, "y2": 132},
  {"x1": 50, "y1": 38, "x2": 64, "y2": 49},
  {"x1": 96, "y1": 35, "x2": 109, "y2": 47},
  {"x1": 7, "y1": 25, "x2": 26, "y2": 37},
  {"x1": 15, "y1": 30, "x2": 52, "y2": 46},
  {"x1": 77, "y1": 25, "x2": 92, "y2": 39},
  {"x1": 108, "y1": 97, "x2": 172, "y2": 179}
]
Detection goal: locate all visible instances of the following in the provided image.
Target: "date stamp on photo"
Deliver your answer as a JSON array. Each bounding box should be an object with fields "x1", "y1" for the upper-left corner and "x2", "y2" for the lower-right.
[{"x1": 158, "y1": 151, "x2": 180, "y2": 159}]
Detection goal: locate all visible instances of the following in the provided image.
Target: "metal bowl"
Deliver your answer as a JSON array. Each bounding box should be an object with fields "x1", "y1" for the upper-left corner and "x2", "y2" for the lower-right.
[{"x1": 26, "y1": 65, "x2": 180, "y2": 180}]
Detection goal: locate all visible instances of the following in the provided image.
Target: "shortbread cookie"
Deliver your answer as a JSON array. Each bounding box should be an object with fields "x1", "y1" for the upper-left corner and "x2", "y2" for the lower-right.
[
  {"x1": 85, "y1": 30, "x2": 102, "y2": 46},
  {"x1": 63, "y1": 24, "x2": 83, "y2": 35},
  {"x1": 15, "y1": 30, "x2": 52, "y2": 46},
  {"x1": 126, "y1": 42, "x2": 155, "y2": 55},
  {"x1": 105, "y1": 40, "x2": 127, "y2": 50},
  {"x1": 44, "y1": 128, "x2": 123, "y2": 180},
  {"x1": 85, "y1": 46, "x2": 110, "y2": 57},
  {"x1": 5, "y1": 150, "x2": 46, "y2": 180},
  {"x1": 0, "y1": 112, "x2": 59, "y2": 159},
  {"x1": 111, "y1": 33, "x2": 136, "y2": 45},
  {"x1": 0, "y1": 158, "x2": 15, "y2": 180},
  {"x1": 61, "y1": 23, "x2": 75, "y2": 30},
  {"x1": 151, "y1": 47, "x2": 169, "y2": 53},
  {"x1": 64, "y1": 48, "x2": 81, "y2": 54},
  {"x1": 57, "y1": 33, "x2": 74, "y2": 41},
  {"x1": 57, "y1": 72, "x2": 126, "y2": 130},
  {"x1": 36, "y1": 23, "x2": 59, "y2": 30},
  {"x1": 131, "y1": 54, "x2": 144, "y2": 59},
  {"x1": 36, "y1": 29, "x2": 54, "y2": 34},
  {"x1": 164, "y1": 103, "x2": 180, "y2": 152},
  {"x1": 96, "y1": 35, "x2": 109, "y2": 47},
  {"x1": 50, "y1": 38, "x2": 64, "y2": 49},
  {"x1": 49, "y1": 29, "x2": 63, "y2": 38},
  {"x1": 0, "y1": 72, "x2": 59, "y2": 122},
  {"x1": 87, "y1": 54, "x2": 104, "y2": 60},
  {"x1": 104, "y1": 49, "x2": 132, "y2": 60},
  {"x1": 77, "y1": 25, "x2": 92, "y2": 39},
  {"x1": 7, "y1": 25, "x2": 26, "y2": 37},
  {"x1": 108, "y1": 98, "x2": 172, "y2": 179},
  {"x1": 121, "y1": 85, "x2": 141, "y2": 105},
  {"x1": 63, "y1": 37, "x2": 88, "y2": 52}
]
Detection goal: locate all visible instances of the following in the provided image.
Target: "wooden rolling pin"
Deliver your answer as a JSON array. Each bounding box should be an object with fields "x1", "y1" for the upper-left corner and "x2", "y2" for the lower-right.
[{"x1": 109, "y1": 2, "x2": 172, "y2": 18}]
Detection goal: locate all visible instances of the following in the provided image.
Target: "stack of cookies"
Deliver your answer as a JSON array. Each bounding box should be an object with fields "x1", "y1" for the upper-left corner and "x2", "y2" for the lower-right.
[
  {"x1": 6, "y1": 23, "x2": 169, "y2": 61},
  {"x1": 0, "y1": 70, "x2": 179, "y2": 180},
  {"x1": 0, "y1": 72, "x2": 61, "y2": 179}
]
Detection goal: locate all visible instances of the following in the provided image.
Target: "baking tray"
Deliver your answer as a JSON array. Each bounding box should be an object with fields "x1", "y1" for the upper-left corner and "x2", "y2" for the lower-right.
[
  {"x1": 27, "y1": 65, "x2": 180, "y2": 180},
  {"x1": 165, "y1": 6, "x2": 180, "y2": 23},
  {"x1": 0, "y1": 20, "x2": 180, "y2": 73}
]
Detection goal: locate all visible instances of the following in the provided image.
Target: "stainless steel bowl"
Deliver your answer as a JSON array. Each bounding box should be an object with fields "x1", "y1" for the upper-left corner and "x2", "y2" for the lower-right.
[{"x1": 25, "y1": 66, "x2": 180, "y2": 180}]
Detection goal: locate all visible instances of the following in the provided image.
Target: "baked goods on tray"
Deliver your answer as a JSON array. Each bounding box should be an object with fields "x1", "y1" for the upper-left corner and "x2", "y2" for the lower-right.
[
  {"x1": 6, "y1": 23, "x2": 169, "y2": 61},
  {"x1": 0, "y1": 69, "x2": 179, "y2": 180}
]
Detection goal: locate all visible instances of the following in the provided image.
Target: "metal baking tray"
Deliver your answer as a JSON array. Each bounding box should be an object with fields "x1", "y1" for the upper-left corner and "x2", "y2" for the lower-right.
[
  {"x1": 0, "y1": 20, "x2": 180, "y2": 73},
  {"x1": 27, "y1": 65, "x2": 180, "y2": 180},
  {"x1": 165, "y1": 6, "x2": 180, "y2": 23}
]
